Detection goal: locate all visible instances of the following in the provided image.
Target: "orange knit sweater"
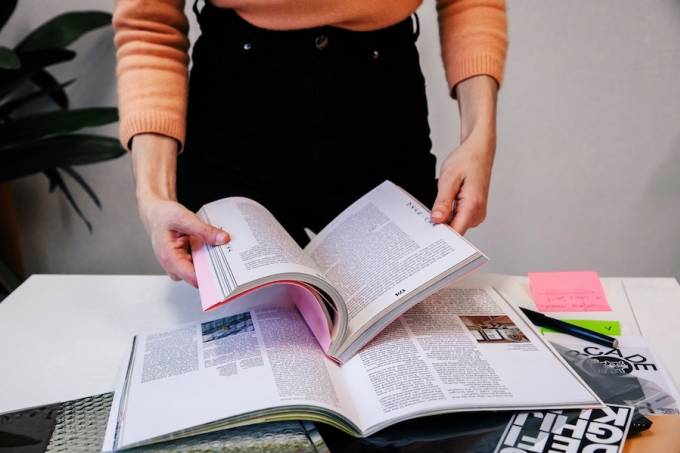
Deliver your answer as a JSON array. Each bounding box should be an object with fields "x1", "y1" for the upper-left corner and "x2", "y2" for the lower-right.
[{"x1": 113, "y1": 0, "x2": 508, "y2": 149}]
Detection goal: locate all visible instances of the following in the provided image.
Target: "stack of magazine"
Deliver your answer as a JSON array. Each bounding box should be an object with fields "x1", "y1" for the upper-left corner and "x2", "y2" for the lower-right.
[{"x1": 102, "y1": 182, "x2": 601, "y2": 451}]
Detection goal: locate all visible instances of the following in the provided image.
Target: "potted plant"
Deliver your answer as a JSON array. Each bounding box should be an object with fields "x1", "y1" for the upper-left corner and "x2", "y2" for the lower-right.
[{"x1": 0, "y1": 0, "x2": 125, "y2": 294}]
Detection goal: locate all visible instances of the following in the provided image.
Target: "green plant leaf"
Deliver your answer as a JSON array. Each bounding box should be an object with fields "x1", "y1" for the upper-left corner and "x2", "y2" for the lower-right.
[
  {"x1": 30, "y1": 69, "x2": 69, "y2": 109},
  {"x1": 61, "y1": 165, "x2": 101, "y2": 208},
  {"x1": 0, "y1": 49, "x2": 75, "y2": 101},
  {"x1": 0, "y1": 47, "x2": 20, "y2": 70},
  {"x1": 16, "y1": 11, "x2": 112, "y2": 52},
  {"x1": 0, "y1": 79, "x2": 74, "y2": 118},
  {"x1": 0, "y1": 0, "x2": 18, "y2": 31},
  {"x1": 44, "y1": 168, "x2": 92, "y2": 232},
  {"x1": 0, "y1": 107, "x2": 118, "y2": 146},
  {"x1": 0, "y1": 134, "x2": 125, "y2": 183}
]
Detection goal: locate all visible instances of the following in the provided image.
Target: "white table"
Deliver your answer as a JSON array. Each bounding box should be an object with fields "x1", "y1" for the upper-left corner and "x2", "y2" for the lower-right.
[{"x1": 1, "y1": 273, "x2": 679, "y2": 416}]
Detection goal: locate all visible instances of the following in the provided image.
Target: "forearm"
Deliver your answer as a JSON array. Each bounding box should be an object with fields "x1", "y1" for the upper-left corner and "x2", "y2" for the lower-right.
[
  {"x1": 113, "y1": 0, "x2": 189, "y2": 149},
  {"x1": 131, "y1": 133, "x2": 179, "y2": 203},
  {"x1": 455, "y1": 75, "x2": 498, "y2": 144},
  {"x1": 432, "y1": 75, "x2": 499, "y2": 233}
]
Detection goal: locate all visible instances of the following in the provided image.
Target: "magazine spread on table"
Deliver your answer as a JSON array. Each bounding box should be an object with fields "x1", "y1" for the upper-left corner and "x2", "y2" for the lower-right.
[
  {"x1": 191, "y1": 180, "x2": 489, "y2": 363},
  {"x1": 102, "y1": 286, "x2": 601, "y2": 451},
  {"x1": 548, "y1": 334, "x2": 680, "y2": 415}
]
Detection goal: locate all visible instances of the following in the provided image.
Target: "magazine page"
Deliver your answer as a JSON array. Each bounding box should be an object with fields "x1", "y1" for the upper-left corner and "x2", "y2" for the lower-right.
[
  {"x1": 338, "y1": 287, "x2": 600, "y2": 435},
  {"x1": 304, "y1": 181, "x2": 483, "y2": 341},
  {"x1": 192, "y1": 197, "x2": 329, "y2": 309},
  {"x1": 104, "y1": 286, "x2": 358, "y2": 450},
  {"x1": 494, "y1": 404, "x2": 634, "y2": 453},
  {"x1": 549, "y1": 334, "x2": 680, "y2": 415}
]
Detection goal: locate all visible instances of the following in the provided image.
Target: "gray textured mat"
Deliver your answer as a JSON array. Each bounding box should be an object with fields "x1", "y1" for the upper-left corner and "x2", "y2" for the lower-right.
[{"x1": 41, "y1": 393, "x2": 327, "y2": 452}]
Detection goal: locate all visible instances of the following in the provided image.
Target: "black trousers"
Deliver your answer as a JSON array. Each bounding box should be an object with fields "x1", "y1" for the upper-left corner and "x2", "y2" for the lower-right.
[{"x1": 178, "y1": 3, "x2": 437, "y2": 246}]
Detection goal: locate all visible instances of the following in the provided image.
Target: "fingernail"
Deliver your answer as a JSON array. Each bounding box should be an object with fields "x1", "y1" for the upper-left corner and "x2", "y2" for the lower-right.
[
  {"x1": 432, "y1": 210, "x2": 445, "y2": 221},
  {"x1": 217, "y1": 232, "x2": 228, "y2": 244}
]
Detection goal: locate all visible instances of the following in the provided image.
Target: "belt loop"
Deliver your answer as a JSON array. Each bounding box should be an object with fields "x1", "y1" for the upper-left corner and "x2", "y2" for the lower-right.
[
  {"x1": 412, "y1": 13, "x2": 420, "y2": 41},
  {"x1": 192, "y1": 0, "x2": 202, "y2": 19}
]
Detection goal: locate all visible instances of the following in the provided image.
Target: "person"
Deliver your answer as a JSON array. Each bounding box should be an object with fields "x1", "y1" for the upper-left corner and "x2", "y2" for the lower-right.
[{"x1": 113, "y1": 0, "x2": 508, "y2": 287}]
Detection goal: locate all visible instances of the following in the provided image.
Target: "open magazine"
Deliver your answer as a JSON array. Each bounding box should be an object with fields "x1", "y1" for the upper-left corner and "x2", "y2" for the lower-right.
[
  {"x1": 549, "y1": 335, "x2": 680, "y2": 415},
  {"x1": 192, "y1": 180, "x2": 488, "y2": 363},
  {"x1": 102, "y1": 286, "x2": 601, "y2": 451}
]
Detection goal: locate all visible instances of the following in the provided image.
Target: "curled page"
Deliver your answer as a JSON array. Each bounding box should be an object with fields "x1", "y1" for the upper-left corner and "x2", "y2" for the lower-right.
[
  {"x1": 287, "y1": 283, "x2": 333, "y2": 353},
  {"x1": 188, "y1": 242, "x2": 333, "y2": 353}
]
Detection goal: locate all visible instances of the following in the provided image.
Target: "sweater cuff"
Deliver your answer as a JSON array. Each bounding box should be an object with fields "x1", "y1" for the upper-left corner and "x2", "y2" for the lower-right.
[
  {"x1": 119, "y1": 110, "x2": 186, "y2": 152},
  {"x1": 446, "y1": 53, "x2": 505, "y2": 98}
]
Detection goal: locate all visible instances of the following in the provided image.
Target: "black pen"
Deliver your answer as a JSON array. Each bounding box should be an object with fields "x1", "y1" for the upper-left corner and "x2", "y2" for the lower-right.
[{"x1": 519, "y1": 307, "x2": 619, "y2": 349}]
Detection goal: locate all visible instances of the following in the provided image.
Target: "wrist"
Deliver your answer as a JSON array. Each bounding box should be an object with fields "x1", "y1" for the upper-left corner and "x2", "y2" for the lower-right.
[
  {"x1": 134, "y1": 173, "x2": 177, "y2": 205},
  {"x1": 455, "y1": 75, "x2": 498, "y2": 141},
  {"x1": 136, "y1": 187, "x2": 175, "y2": 206},
  {"x1": 131, "y1": 133, "x2": 178, "y2": 204}
]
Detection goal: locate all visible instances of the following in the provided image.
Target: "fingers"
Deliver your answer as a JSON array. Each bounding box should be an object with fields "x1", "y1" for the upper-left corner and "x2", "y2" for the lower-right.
[
  {"x1": 170, "y1": 207, "x2": 230, "y2": 246},
  {"x1": 451, "y1": 205, "x2": 473, "y2": 236},
  {"x1": 450, "y1": 191, "x2": 487, "y2": 236},
  {"x1": 431, "y1": 173, "x2": 463, "y2": 224},
  {"x1": 165, "y1": 264, "x2": 197, "y2": 288},
  {"x1": 154, "y1": 230, "x2": 198, "y2": 287},
  {"x1": 158, "y1": 243, "x2": 198, "y2": 288},
  {"x1": 171, "y1": 257, "x2": 199, "y2": 288},
  {"x1": 433, "y1": 167, "x2": 488, "y2": 235},
  {"x1": 434, "y1": 141, "x2": 493, "y2": 235}
]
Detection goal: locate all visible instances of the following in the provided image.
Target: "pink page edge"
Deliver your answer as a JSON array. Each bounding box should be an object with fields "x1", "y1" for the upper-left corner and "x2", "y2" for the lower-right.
[
  {"x1": 286, "y1": 283, "x2": 332, "y2": 352},
  {"x1": 191, "y1": 238, "x2": 223, "y2": 311}
]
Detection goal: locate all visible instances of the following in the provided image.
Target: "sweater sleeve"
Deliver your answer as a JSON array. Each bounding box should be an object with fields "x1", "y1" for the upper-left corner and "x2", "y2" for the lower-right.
[
  {"x1": 436, "y1": 0, "x2": 508, "y2": 93},
  {"x1": 113, "y1": 0, "x2": 190, "y2": 150}
]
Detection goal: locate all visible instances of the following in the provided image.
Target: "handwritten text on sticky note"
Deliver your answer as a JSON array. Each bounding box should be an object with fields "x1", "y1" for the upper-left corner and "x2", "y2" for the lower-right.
[{"x1": 528, "y1": 271, "x2": 611, "y2": 312}]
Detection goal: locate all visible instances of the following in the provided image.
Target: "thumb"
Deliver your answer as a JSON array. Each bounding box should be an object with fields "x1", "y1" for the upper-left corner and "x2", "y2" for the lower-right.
[
  {"x1": 172, "y1": 209, "x2": 230, "y2": 245},
  {"x1": 431, "y1": 175, "x2": 462, "y2": 224}
]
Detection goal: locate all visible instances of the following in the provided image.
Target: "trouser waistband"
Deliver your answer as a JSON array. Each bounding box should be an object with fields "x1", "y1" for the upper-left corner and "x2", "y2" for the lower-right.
[{"x1": 194, "y1": 0, "x2": 419, "y2": 59}]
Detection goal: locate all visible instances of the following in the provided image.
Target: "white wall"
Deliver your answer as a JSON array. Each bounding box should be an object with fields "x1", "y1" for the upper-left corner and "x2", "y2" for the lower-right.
[{"x1": 3, "y1": 0, "x2": 679, "y2": 279}]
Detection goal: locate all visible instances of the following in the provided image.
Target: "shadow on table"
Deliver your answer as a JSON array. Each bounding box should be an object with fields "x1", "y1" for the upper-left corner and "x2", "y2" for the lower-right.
[{"x1": 316, "y1": 411, "x2": 511, "y2": 453}]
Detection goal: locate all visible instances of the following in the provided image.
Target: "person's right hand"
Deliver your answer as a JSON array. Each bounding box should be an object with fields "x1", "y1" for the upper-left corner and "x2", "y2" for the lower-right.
[
  {"x1": 138, "y1": 198, "x2": 229, "y2": 287},
  {"x1": 131, "y1": 133, "x2": 230, "y2": 288}
]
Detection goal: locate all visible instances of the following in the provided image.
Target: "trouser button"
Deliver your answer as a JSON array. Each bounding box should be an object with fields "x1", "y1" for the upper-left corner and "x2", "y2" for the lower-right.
[{"x1": 315, "y1": 34, "x2": 329, "y2": 50}]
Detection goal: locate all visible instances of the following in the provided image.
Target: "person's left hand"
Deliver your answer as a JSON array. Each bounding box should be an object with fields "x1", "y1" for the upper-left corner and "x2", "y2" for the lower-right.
[{"x1": 430, "y1": 75, "x2": 498, "y2": 236}]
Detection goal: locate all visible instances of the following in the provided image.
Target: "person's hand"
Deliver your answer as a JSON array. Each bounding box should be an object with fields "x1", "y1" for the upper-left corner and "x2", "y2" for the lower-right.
[
  {"x1": 138, "y1": 198, "x2": 229, "y2": 287},
  {"x1": 431, "y1": 75, "x2": 498, "y2": 235},
  {"x1": 131, "y1": 133, "x2": 229, "y2": 287},
  {"x1": 431, "y1": 127, "x2": 495, "y2": 235}
]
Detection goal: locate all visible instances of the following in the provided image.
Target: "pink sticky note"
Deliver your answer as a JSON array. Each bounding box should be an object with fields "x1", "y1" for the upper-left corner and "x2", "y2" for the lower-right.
[{"x1": 528, "y1": 271, "x2": 611, "y2": 312}]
